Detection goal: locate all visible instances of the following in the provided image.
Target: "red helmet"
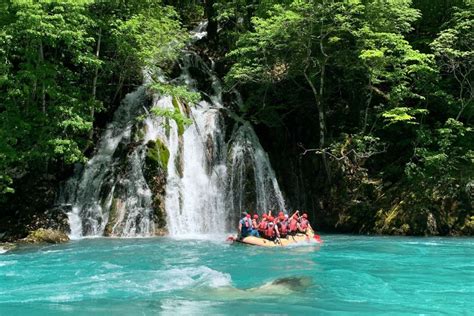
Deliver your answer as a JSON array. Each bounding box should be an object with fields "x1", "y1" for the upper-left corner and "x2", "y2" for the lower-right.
[
  {"x1": 253, "y1": 214, "x2": 259, "y2": 219},
  {"x1": 268, "y1": 216, "x2": 275, "y2": 222},
  {"x1": 278, "y1": 211, "x2": 284, "y2": 217},
  {"x1": 302, "y1": 213, "x2": 308, "y2": 219},
  {"x1": 262, "y1": 214, "x2": 268, "y2": 218},
  {"x1": 246, "y1": 214, "x2": 251, "y2": 218}
]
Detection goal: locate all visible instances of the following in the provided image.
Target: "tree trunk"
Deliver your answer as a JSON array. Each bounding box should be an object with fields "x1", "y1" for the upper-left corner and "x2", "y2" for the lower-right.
[
  {"x1": 90, "y1": 29, "x2": 102, "y2": 141},
  {"x1": 39, "y1": 40, "x2": 46, "y2": 114},
  {"x1": 91, "y1": 29, "x2": 101, "y2": 116},
  {"x1": 204, "y1": 0, "x2": 217, "y2": 43},
  {"x1": 362, "y1": 77, "x2": 373, "y2": 134},
  {"x1": 112, "y1": 74, "x2": 125, "y2": 105},
  {"x1": 244, "y1": 0, "x2": 257, "y2": 30},
  {"x1": 318, "y1": 60, "x2": 331, "y2": 184},
  {"x1": 304, "y1": 61, "x2": 331, "y2": 184}
]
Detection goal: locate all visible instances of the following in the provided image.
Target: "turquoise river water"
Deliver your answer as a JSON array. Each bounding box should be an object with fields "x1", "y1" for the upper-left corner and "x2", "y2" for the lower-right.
[{"x1": 1, "y1": 235, "x2": 473, "y2": 315}]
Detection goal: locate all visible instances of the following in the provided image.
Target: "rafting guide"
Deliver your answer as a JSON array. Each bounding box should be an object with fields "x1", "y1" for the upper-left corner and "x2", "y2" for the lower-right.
[{"x1": 230, "y1": 210, "x2": 322, "y2": 247}]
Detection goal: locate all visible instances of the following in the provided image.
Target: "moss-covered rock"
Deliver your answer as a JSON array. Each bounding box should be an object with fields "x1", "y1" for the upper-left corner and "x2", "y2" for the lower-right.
[
  {"x1": 144, "y1": 138, "x2": 169, "y2": 232},
  {"x1": 172, "y1": 97, "x2": 191, "y2": 136},
  {"x1": 146, "y1": 139, "x2": 170, "y2": 169},
  {"x1": 23, "y1": 228, "x2": 69, "y2": 244}
]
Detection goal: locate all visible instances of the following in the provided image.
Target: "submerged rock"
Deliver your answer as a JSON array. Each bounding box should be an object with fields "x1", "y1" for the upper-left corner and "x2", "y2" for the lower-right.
[
  {"x1": 0, "y1": 242, "x2": 16, "y2": 253},
  {"x1": 23, "y1": 228, "x2": 69, "y2": 244}
]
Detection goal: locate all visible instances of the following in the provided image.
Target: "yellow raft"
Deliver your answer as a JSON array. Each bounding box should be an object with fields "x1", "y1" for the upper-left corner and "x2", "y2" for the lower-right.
[{"x1": 229, "y1": 229, "x2": 322, "y2": 247}]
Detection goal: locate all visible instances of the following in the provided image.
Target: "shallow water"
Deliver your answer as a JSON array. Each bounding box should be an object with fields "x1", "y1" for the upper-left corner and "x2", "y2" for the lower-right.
[{"x1": 1, "y1": 235, "x2": 473, "y2": 315}]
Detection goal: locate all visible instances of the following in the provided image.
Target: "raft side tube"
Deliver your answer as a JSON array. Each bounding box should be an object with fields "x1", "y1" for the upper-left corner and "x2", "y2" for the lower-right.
[{"x1": 231, "y1": 229, "x2": 322, "y2": 247}]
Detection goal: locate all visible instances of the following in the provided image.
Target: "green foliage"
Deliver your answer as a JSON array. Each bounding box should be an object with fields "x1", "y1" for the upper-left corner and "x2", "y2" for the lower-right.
[
  {"x1": 149, "y1": 82, "x2": 201, "y2": 105},
  {"x1": 150, "y1": 106, "x2": 193, "y2": 136},
  {"x1": 1, "y1": 0, "x2": 97, "y2": 194},
  {"x1": 382, "y1": 107, "x2": 428, "y2": 124},
  {"x1": 408, "y1": 118, "x2": 473, "y2": 178},
  {"x1": 0, "y1": 0, "x2": 187, "y2": 198},
  {"x1": 430, "y1": 4, "x2": 473, "y2": 119},
  {"x1": 223, "y1": 0, "x2": 473, "y2": 234},
  {"x1": 0, "y1": 0, "x2": 472, "y2": 235},
  {"x1": 146, "y1": 81, "x2": 199, "y2": 136},
  {"x1": 112, "y1": 6, "x2": 187, "y2": 72}
]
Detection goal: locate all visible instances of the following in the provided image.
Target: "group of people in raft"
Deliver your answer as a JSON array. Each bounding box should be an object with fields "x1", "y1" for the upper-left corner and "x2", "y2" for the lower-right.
[{"x1": 238, "y1": 210, "x2": 313, "y2": 240}]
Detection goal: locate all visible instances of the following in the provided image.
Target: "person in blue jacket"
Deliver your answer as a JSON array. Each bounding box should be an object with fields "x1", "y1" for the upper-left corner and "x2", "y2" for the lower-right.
[{"x1": 238, "y1": 212, "x2": 259, "y2": 238}]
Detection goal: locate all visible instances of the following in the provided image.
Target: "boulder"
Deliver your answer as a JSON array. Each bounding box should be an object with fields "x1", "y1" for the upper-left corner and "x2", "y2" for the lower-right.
[{"x1": 23, "y1": 228, "x2": 69, "y2": 244}]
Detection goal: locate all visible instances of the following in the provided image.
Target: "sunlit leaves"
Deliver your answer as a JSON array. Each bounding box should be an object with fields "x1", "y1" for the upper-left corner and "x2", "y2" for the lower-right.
[
  {"x1": 382, "y1": 107, "x2": 428, "y2": 124},
  {"x1": 113, "y1": 7, "x2": 186, "y2": 71},
  {"x1": 149, "y1": 82, "x2": 200, "y2": 105}
]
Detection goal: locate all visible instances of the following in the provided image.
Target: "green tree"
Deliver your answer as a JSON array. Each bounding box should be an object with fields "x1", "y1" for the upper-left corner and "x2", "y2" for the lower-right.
[
  {"x1": 431, "y1": 4, "x2": 473, "y2": 120},
  {"x1": 0, "y1": 0, "x2": 187, "y2": 202}
]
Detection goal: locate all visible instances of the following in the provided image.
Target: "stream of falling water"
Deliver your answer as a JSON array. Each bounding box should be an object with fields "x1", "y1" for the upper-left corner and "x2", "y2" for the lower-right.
[{"x1": 59, "y1": 23, "x2": 285, "y2": 238}]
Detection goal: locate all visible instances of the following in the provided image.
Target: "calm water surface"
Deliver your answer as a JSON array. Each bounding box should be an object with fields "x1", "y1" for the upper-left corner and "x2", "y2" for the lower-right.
[{"x1": 1, "y1": 235, "x2": 473, "y2": 315}]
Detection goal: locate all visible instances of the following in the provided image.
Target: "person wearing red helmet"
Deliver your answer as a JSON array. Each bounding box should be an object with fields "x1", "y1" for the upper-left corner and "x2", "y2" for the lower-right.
[
  {"x1": 298, "y1": 212, "x2": 313, "y2": 233},
  {"x1": 276, "y1": 212, "x2": 289, "y2": 238},
  {"x1": 238, "y1": 212, "x2": 260, "y2": 238},
  {"x1": 252, "y1": 214, "x2": 259, "y2": 230},
  {"x1": 265, "y1": 215, "x2": 280, "y2": 240},
  {"x1": 258, "y1": 214, "x2": 269, "y2": 237},
  {"x1": 238, "y1": 212, "x2": 256, "y2": 238},
  {"x1": 288, "y1": 210, "x2": 300, "y2": 235}
]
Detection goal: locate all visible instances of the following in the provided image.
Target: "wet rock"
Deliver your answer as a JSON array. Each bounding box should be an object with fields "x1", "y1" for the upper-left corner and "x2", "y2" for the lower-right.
[
  {"x1": 461, "y1": 216, "x2": 474, "y2": 235},
  {"x1": 146, "y1": 139, "x2": 170, "y2": 169},
  {"x1": 154, "y1": 227, "x2": 168, "y2": 236},
  {"x1": 22, "y1": 228, "x2": 69, "y2": 244},
  {"x1": 144, "y1": 138, "x2": 169, "y2": 231},
  {"x1": 104, "y1": 198, "x2": 124, "y2": 236},
  {"x1": 0, "y1": 242, "x2": 16, "y2": 253},
  {"x1": 426, "y1": 212, "x2": 438, "y2": 235}
]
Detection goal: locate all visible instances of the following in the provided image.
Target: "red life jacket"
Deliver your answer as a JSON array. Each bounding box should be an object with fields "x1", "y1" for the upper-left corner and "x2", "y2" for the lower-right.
[
  {"x1": 279, "y1": 221, "x2": 288, "y2": 235},
  {"x1": 300, "y1": 219, "x2": 308, "y2": 230},
  {"x1": 266, "y1": 222, "x2": 275, "y2": 238},
  {"x1": 258, "y1": 221, "x2": 268, "y2": 231},
  {"x1": 289, "y1": 218, "x2": 298, "y2": 232}
]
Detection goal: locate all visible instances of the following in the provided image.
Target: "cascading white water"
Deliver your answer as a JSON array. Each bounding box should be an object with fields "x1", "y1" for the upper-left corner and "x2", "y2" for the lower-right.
[
  {"x1": 164, "y1": 101, "x2": 228, "y2": 235},
  {"x1": 160, "y1": 52, "x2": 285, "y2": 236},
  {"x1": 60, "y1": 22, "x2": 286, "y2": 238},
  {"x1": 228, "y1": 123, "x2": 286, "y2": 217},
  {"x1": 59, "y1": 88, "x2": 155, "y2": 238}
]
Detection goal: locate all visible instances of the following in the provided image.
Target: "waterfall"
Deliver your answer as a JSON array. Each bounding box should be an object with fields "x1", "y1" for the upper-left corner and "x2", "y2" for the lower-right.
[
  {"x1": 228, "y1": 123, "x2": 286, "y2": 220},
  {"x1": 59, "y1": 23, "x2": 286, "y2": 238},
  {"x1": 59, "y1": 88, "x2": 156, "y2": 238}
]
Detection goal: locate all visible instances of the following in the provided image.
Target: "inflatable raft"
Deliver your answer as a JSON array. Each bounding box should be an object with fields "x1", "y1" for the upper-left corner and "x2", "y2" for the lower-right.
[{"x1": 228, "y1": 229, "x2": 322, "y2": 247}]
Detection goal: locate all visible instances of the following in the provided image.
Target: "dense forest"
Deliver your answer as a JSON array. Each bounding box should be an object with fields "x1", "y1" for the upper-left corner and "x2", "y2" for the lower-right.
[{"x1": 0, "y1": 0, "x2": 472, "y2": 241}]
